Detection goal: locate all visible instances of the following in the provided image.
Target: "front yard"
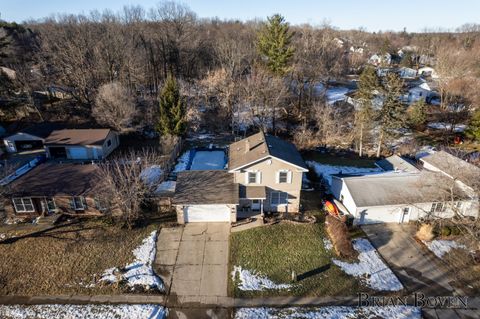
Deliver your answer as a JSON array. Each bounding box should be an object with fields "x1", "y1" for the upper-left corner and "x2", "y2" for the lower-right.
[
  {"x1": 0, "y1": 218, "x2": 165, "y2": 296},
  {"x1": 230, "y1": 222, "x2": 363, "y2": 297}
]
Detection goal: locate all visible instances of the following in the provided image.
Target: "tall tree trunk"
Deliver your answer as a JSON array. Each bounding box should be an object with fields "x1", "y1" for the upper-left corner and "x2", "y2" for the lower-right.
[
  {"x1": 376, "y1": 130, "x2": 384, "y2": 158},
  {"x1": 359, "y1": 122, "x2": 364, "y2": 157}
]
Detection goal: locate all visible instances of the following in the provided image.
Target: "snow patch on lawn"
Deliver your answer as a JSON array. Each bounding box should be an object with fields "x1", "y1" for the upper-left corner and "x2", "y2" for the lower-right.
[
  {"x1": 323, "y1": 238, "x2": 333, "y2": 251},
  {"x1": 428, "y1": 122, "x2": 466, "y2": 133},
  {"x1": 235, "y1": 306, "x2": 420, "y2": 319},
  {"x1": 100, "y1": 231, "x2": 164, "y2": 292},
  {"x1": 333, "y1": 238, "x2": 403, "y2": 291},
  {"x1": 0, "y1": 304, "x2": 167, "y2": 319},
  {"x1": 232, "y1": 266, "x2": 292, "y2": 291},
  {"x1": 306, "y1": 161, "x2": 382, "y2": 186},
  {"x1": 173, "y1": 151, "x2": 190, "y2": 172},
  {"x1": 190, "y1": 150, "x2": 226, "y2": 170},
  {"x1": 423, "y1": 239, "x2": 466, "y2": 259},
  {"x1": 140, "y1": 165, "x2": 164, "y2": 186}
]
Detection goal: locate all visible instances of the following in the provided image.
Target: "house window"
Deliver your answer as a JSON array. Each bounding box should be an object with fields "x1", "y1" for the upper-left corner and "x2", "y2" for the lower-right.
[
  {"x1": 12, "y1": 197, "x2": 35, "y2": 213},
  {"x1": 72, "y1": 196, "x2": 86, "y2": 210},
  {"x1": 271, "y1": 192, "x2": 288, "y2": 205},
  {"x1": 430, "y1": 202, "x2": 445, "y2": 213},
  {"x1": 94, "y1": 198, "x2": 107, "y2": 211},
  {"x1": 107, "y1": 139, "x2": 112, "y2": 147},
  {"x1": 46, "y1": 198, "x2": 56, "y2": 212},
  {"x1": 279, "y1": 171, "x2": 288, "y2": 183},
  {"x1": 246, "y1": 171, "x2": 260, "y2": 184}
]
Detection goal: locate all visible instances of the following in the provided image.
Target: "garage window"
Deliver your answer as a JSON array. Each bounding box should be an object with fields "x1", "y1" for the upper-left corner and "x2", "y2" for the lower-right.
[
  {"x1": 270, "y1": 191, "x2": 288, "y2": 205},
  {"x1": 13, "y1": 197, "x2": 35, "y2": 213},
  {"x1": 430, "y1": 202, "x2": 445, "y2": 213}
]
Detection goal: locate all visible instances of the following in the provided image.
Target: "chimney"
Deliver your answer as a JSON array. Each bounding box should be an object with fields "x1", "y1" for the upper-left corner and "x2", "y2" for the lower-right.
[{"x1": 245, "y1": 139, "x2": 250, "y2": 153}]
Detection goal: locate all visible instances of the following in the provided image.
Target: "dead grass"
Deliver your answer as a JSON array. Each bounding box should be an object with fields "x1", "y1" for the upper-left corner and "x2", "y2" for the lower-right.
[
  {"x1": 443, "y1": 245, "x2": 480, "y2": 295},
  {"x1": 0, "y1": 218, "x2": 161, "y2": 296},
  {"x1": 415, "y1": 224, "x2": 434, "y2": 242}
]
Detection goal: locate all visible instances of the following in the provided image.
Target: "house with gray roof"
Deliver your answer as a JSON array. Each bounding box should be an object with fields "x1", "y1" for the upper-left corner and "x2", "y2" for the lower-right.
[
  {"x1": 332, "y1": 153, "x2": 479, "y2": 225},
  {"x1": 173, "y1": 131, "x2": 308, "y2": 224}
]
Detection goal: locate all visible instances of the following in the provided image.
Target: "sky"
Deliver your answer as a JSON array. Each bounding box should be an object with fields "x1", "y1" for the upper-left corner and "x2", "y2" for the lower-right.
[{"x1": 1, "y1": 0, "x2": 479, "y2": 32}]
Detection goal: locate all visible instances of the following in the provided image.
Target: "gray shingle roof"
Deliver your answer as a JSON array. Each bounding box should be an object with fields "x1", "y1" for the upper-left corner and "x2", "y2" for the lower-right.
[
  {"x1": 45, "y1": 129, "x2": 112, "y2": 146},
  {"x1": 376, "y1": 155, "x2": 419, "y2": 173},
  {"x1": 420, "y1": 151, "x2": 480, "y2": 183},
  {"x1": 228, "y1": 131, "x2": 307, "y2": 171},
  {"x1": 173, "y1": 170, "x2": 239, "y2": 205},
  {"x1": 239, "y1": 186, "x2": 267, "y2": 199}
]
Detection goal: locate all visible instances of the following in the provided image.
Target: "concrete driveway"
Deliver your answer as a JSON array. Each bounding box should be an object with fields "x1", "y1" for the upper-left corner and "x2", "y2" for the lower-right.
[
  {"x1": 361, "y1": 223, "x2": 461, "y2": 296},
  {"x1": 155, "y1": 223, "x2": 230, "y2": 306}
]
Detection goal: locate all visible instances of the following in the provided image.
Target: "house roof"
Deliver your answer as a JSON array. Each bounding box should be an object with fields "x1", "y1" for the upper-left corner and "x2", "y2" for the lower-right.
[
  {"x1": 8, "y1": 162, "x2": 100, "y2": 197},
  {"x1": 45, "y1": 129, "x2": 112, "y2": 146},
  {"x1": 228, "y1": 131, "x2": 308, "y2": 171},
  {"x1": 420, "y1": 151, "x2": 480, "y2": 183},
  {"x1": 239, "y1": 186, "x2": 267, "y2": 199},
  {"x1": 173, "y1": 170, "x2": 239, "y2": 205},
  {"x1": 338, "y1": 171, "x2": 472, "y2": 208},
  {"x1": 6, "y1": 122, "x2": 67, "y2": 139},
  {"x1": 376, "y1": 155, "x2": 419, "y2": 173}
]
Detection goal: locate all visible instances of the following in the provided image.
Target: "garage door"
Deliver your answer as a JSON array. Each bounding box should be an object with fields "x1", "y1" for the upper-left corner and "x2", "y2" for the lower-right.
[
  {"x1": 68, "y1": 147, "x2": 88, "y2": 159},
  {"x1": 184, "y1": 205, "x2": 231, "y2": 222}
]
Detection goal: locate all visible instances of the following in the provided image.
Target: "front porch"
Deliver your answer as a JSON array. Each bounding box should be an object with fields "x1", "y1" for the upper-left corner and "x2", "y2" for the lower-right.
[{"x1": 238, "y1": 185, "x2": 267, "y2": 220}]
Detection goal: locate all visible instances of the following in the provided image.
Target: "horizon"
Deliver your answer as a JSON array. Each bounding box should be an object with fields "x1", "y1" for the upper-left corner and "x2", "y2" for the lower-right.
[{"x1": 1, "y1": 0, "x2": 480, "y2": 32}]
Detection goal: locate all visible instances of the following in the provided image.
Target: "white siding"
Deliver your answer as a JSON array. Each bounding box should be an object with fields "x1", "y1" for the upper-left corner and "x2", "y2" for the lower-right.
[{"x1": 331, "y1": 177, "x2": 357, "y2": 215}]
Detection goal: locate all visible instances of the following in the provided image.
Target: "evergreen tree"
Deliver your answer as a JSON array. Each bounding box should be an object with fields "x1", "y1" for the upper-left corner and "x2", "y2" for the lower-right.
[
  {"x1": 157, "y1": 74, "x2": 186, "y2": 136},
  {"x1": 466, "y1": 109, "x2": 480, "y2": 141},
  {"x1": 376, "y1": 73, "x2": 406, "y2": 157},
  {"x1": 407, "y1": 99, "x2": 427, "y2": 128},
  {"x1": 257, "y1": 14, "x2": 294, "y2": 76},
  {"x1": 355, "y1": 66, "x2": 380, "y2": 156}
]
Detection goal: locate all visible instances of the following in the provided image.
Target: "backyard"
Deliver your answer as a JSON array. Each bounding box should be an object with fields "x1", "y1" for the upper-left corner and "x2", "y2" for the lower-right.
[
  {"x1": 0, "y1": 218, "x2": 168, "y2": 296},
  {"x1": 229, "y1": 222, "x2": 363, "y2": 297}
]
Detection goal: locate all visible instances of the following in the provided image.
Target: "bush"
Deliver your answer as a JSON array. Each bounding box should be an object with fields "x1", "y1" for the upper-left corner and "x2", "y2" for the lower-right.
[
  {"x1": 325, "y1": 215, "x2": 356, "y2": 258},
  {"x1": 440, "y1": 226, "x2": 452, "y2": 237},
  {"x1": 450, "y1": 226, "x2": 461, "y2": 236},
  {"x1": 416, "y1": 224, "x2": 434, "y2": 241}
]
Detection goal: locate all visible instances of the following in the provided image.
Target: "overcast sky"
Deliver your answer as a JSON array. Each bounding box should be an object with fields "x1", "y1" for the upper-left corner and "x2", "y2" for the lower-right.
[{"x1": 1, "y1": 0, "x2": 479, "y2": 32}]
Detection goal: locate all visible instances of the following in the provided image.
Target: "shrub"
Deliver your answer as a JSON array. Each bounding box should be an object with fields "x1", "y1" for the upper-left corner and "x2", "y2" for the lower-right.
[
  {"x1": 441, "y1": 226, "x2": 452, "y2": 237},
  {"x1": 416, "y1": 224, "x2": 434, "y2": 241},
  {"x1": 450, "y1": 226, "x2": 461, "y2": 236},
  {"x1": 325, "y1": 215, "x2": 356, "y2": 258}
]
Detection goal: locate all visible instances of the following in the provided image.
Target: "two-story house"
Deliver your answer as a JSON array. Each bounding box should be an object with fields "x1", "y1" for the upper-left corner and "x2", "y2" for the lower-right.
[{"x1": 173, "y1": 131, "x2": 308, "y2": 223}]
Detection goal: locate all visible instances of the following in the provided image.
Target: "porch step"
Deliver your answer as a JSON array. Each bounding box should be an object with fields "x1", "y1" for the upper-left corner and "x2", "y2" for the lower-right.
[
  {"x1": 36, "y1": 214, "x2": 62, "y2": 226},
  {"x1": 232, "y1": 215, "x2": 264, "y2": 233}
]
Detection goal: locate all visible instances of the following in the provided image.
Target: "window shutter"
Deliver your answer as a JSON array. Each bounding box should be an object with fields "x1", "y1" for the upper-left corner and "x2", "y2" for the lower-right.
[
  {"x1": 275, "y1": 171, "x2": 280, "y2": 184},
  {"x1": 257, "y1": 172, "x2": 261, "y2": 184},
  {"x1": 69, "y1": 198, "x2": 75, "y2": 209},
  {"x1": 245, "y1": 172, "x2": 249, "y2": 184},
  {"x1": 82, "y1": 197, "x2": 88, "y2": 208},
  {"x1": 287, "y1": 171, "x2": 292, "y2": 183}
]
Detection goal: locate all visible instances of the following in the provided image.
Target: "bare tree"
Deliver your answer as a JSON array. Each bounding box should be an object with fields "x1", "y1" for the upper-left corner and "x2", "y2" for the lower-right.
[
  {"x1": 93, "y1": 82, "x2": 136, "y2": 131},
  {"x1": 96, "y1": 149, "x2": 163, "y2": 228}
]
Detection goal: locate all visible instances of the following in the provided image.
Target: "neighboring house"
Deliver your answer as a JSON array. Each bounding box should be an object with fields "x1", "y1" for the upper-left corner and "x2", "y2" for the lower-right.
[
  {"x1": 173, "y1": 131, "x2": 308, "y2": 223},
  {"x1": 418, "y1": 67, "x2": 439, "y2": 79},
  {"x1": 3, "y1": 163, "x2": 104, "y2": 217},
  {"x1": 331, "y1": 153, "x2": 479, "y2": 225},
  {"x1": 2, "y1": 122, "x2": 65, "y2": 153},
  {"x1": 406, "y1": 82, "x2": 437, "y2": 104},
  {"x1": 45, "y1": 129, "x2": 119, "y2": 160},
  {"x1": 369, "y1": 53, "x2": 391, "y2": 66}
]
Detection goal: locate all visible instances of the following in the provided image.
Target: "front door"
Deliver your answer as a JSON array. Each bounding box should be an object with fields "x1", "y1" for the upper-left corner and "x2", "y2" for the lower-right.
[
  {"x1": 400, "y1": 207, "x2": 411, "y2": 223},
  {"x1": 251, "y1": 199, "x2": 261, "y2": 211}
]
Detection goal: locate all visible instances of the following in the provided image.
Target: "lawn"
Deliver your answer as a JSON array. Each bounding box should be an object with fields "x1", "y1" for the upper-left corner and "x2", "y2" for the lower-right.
[
  {"x1": 229, "y1": 222, "x2": 362, "y2": 297},
  {"x1": 302, "y1": 151, "x2": 377, "y2": 168},
  {"x1": 0, "y1": 218, "x2": 163, "y2": 296}
]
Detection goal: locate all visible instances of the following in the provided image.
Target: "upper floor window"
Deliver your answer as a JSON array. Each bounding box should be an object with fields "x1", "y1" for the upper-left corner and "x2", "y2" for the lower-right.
[
  {"x1": 277, "y1": 170, "x2": 291, "y2": 184},
  {"x1": 13, "y1": 197, "x2": 35, "y2": 213},
  {"x1": 246, "y1": 171, "x2": 260, "y2": 184},
  {"x1": 107, "y1": 139, "x2": 112, "y2": 147}
]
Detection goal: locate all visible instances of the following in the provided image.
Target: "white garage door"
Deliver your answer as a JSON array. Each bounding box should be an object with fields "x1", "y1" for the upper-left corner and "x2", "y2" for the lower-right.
[
  {"x1": 68, "y1": 147, "x2": 88, "y2": 159},
  {"x1": 184, "y1": 205, "x2": 231, "y2": 222}
]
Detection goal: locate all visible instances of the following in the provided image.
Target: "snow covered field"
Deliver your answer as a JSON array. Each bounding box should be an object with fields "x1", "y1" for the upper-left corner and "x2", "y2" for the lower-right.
[
  {"x1": 235, "y1": 306, "x2": 421, "y2": 319},
  {"x1": 190, "y1": 150, "x2": 226, "y2": 170},
  {"x1": 333, "y1": 239, "x2": 403, "y2": 291},
  {"x1": 101, "y1": 231, "x2": 164, "y2": 292},
  {"x1": 232, "y1": 266, "x2": 292, "y2": 291},
  {"x1": 423, "y1": 239, "x2": 467, "y2": 259},
  {"x1": 306, "y1": 161, "x2": 382, "y2": 186},
  {"x1": 427, "y1": 122, "x2": 466, "y2": 133},
  {"x1": 140, "y1": 165, "x2": 164, "y2": 187},
  {"x1": 0, "y1": 304, "x2": 167, "y2": 319}
]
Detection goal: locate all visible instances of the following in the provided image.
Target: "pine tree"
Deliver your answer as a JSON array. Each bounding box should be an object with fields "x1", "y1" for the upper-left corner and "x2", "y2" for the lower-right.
[
  {"x1": 355, "y1": 66, "x2": 380, "y2": 156},
  {"x1": 257, "y1": 14, "x2": 294, "y2": 76},
  {"x1": 376, "y1": 73, "x2": 406, "y2": 157},
  {"x1": 157, "y1": 74, "x2": 186, "y2": 136},
  {"x1": 466, "y1": 109, "x2": 480, "y2": 142},
  {"x1": 407, "y1": 99, "x2": 427, "y2": 128}
]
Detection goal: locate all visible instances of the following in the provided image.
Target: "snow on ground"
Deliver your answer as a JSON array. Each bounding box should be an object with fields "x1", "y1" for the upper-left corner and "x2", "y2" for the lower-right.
[
  {"x1": 326, "y1": 87, "x2": 350, "y2": 105},
  {"x1": 140, "y1": 165, "x2": 163, "y2": 187},
  {"x1": 306, "y1": 161, "x2": 382, "y2": 187},
  {"x1": 190, "y1": 150, "x2": 226, "y2": 170},
  {"x1": 186, "y1": 133, "x2": 216, "y2": 141},
  {"x1": 0, "y1": 304, "x2": 167, "y2": 319},
  {"x1": 323, "y1": 238, "x2": 333, "y2": 251},
  {"x1": 155, "y1": 180, "x2": 176, "y2": 194},
  {"x1": 173, "y1": 151, "x2": 190, "y2": 172},
  {"x1": 101, "y1": 231, "x2": 164, "y2": 292},
  {"x1": 333, "y1": 239, "x2": 403, "y2": 291},
  {"x1": 232, "y1": 266, "x2": 292, "y2": 291},
  {"x1": 235, "y1": 306, "x2": 421, "y2": 319},
  {"x1": 423, "y1": 239, "x2": 467, "y2": 259},
  {"x1": 427, "y1": 122, "x2": 466, "y2": 133}
]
